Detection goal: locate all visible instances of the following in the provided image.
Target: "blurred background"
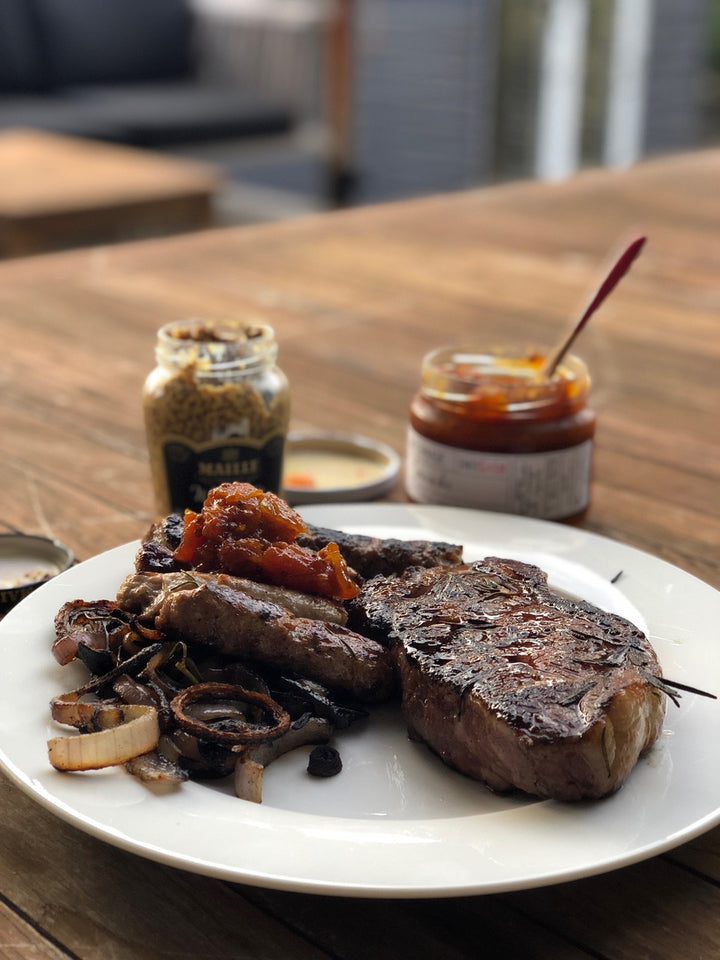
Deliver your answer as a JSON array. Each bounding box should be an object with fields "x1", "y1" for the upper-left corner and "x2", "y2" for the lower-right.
[
  {"x1": 1, "y1": 0, "x2": 719, "y2": 242},
  {"x1": 184, "y1": 0, "x2": 720, "y2": 220}
]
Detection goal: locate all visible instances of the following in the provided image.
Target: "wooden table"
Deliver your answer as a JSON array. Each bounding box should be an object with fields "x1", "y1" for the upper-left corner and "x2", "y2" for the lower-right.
[
  {"x1": 0, "y1": 129, "x2": 221, "y2": 258},
  {"x1": 0, "y1": 148, "x2": 719, "y2": 959}
]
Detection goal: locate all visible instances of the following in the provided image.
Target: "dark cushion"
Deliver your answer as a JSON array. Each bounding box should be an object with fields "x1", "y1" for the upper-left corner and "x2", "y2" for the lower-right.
[
  {"x1": 0, "y1": 0, "x2": 44, "y2": 92},
  {"x1": 32, "y1": 0, "x2": 193, "y2": 87},
  {"x1": 67, "y1": 82, "x2": 296, "y2": 147},
  {"x1": 0, "y1": 95, "x2": 127, "y2": 141}
]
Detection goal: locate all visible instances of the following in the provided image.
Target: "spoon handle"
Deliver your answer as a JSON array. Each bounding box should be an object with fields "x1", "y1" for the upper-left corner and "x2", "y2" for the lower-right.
[{"x1": 544, "y1": 235, "x2": 647, "y2": 378}]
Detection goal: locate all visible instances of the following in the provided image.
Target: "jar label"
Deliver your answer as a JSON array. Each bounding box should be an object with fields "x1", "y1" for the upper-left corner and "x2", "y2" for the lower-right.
[
  {"x1": 405, "y1": 428, "x2": 593, "y2": 519},
  {"x1": 162, "y1": 434, "x2": 285, "y2": 512}
]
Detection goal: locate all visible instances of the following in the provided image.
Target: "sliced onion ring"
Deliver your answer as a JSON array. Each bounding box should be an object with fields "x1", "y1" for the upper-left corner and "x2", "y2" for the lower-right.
[
  {"x1": 235, "y1": 716, "x2": 332, "y2": 803},
  {"x1": 48, "y1": 694, "x2": 159, "y2": 771},
  {"x1": 170, "y1": 682, "x2": 290, "y2": 746}
]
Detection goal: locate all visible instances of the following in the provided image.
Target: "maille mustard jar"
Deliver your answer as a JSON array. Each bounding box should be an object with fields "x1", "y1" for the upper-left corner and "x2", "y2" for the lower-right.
[
  {"x1": 405, "y1": 345, "x2": 596, "y2": 521},
  {"x1": 143, "y1": 318, "x2": 290, "y2": 515}
]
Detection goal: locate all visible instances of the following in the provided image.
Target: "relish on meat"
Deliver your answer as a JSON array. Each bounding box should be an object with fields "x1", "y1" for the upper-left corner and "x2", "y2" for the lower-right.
[{"x1": 173, "y1": 482, "x2": 360, "y2": 600}]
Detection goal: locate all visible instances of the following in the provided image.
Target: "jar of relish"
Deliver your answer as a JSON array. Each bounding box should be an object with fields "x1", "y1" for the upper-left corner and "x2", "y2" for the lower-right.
[{"x1": 405, "y1": 346, "x2": 595, "y2": 521}]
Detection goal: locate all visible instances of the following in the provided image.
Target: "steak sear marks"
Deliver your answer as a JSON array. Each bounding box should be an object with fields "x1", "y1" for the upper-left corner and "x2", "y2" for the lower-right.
[
  {"x1": 351, "y1": 557, "x2": 666, "y2": 800},
  {"x1": 296, "y1": 524, "x2": 463, "y2": 580}
]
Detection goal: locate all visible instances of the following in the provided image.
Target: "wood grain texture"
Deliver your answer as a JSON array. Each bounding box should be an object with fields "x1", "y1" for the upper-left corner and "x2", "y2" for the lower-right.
[
  {"x1": 0, "y1": 772, "x2": 331, "y2": 960},
  {"x1": 0, "y1": 148, "x2": 718, "y2": 959},
  {"x1": 0, "y1": 130, "x2": 219, "y2": 256}
]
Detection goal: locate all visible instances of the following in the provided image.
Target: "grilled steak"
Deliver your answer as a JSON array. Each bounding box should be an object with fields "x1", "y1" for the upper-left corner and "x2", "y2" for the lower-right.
[
  {"x1": 295, "y1": 524, "x2": 463, "y2": 580},
  {"x1": 350, "y1": 557, "x2": 666, "y2": 800},
  {"x1": 155, "y1": 581, "x2": 394, "y2": 703}
]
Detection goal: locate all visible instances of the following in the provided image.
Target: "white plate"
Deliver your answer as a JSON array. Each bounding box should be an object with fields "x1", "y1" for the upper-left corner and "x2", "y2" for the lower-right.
[{"x1": 0, "y1": 504, "x2": 718, "y2": 898}]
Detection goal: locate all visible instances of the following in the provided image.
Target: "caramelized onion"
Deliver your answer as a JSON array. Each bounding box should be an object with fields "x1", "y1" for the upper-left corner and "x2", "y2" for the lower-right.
[
  {"x1": 170, "y1": 682, "x2": 290, "y2": 745},
  {"x1": 52, "y1": 599, "x2": 130, "y2": 665},
  {"x1": 125, "y1": 750, "x2": 188, "y2": 783},
  {"x1": 48, "y1": 693, "x2": 159, "y2": 771},
  {"x1": 234, "y1": 715, "x2": 332, "y2": 803}
]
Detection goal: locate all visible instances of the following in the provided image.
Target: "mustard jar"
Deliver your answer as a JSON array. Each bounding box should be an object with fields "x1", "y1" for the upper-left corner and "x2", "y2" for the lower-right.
[{"x1": 143, "y1": 318, "x2": 290, "y2": 515}]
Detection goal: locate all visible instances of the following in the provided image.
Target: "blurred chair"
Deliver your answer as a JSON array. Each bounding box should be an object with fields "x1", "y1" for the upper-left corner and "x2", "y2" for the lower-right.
[
  {"x1": 189, "y1": 0, "x2": 356, "y2": 204},
  {"x1": 0, "y1": 0, "x2": 352, "y2": 204}
]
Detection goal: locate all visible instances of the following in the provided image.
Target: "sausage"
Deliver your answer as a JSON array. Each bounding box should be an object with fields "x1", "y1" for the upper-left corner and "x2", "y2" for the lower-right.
[
  {"x1": 153, "y1": 582, "x2": 394, "y2": 703},
  {"x1": 116, "y1": 571, "x2": 348, "y2": 626}
]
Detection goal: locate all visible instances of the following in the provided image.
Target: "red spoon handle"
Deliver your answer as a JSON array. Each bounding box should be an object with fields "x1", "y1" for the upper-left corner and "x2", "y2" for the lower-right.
[{"x1": 545, "y1": 235, "x2": 647, "y2": 377}]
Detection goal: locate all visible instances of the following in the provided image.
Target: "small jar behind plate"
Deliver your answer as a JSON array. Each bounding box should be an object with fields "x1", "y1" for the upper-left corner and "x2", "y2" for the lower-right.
[
  {"x1": 406, "y1": 345, "x2": 596, "y2": 521},
  {"x1": 143, "y1": 318, "x2": 290, "y2": 516}
]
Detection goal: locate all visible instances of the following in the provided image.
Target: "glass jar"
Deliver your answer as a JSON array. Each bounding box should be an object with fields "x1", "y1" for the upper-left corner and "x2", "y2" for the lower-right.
[
  {"x1": 143, "y1": 318, "x2": 290, "y2": 516},
  {"x1": 406, "y1": 345, "x2": 596, "y2": 520}
]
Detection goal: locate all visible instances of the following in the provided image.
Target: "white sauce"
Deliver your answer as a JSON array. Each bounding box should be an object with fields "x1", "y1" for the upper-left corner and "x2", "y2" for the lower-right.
[
  {"x1": 0, "y1": 554, "x2": 59, "y2": 589},
  {"x1": 284, "y1": 450, "x2": 388, "y2": 491}
]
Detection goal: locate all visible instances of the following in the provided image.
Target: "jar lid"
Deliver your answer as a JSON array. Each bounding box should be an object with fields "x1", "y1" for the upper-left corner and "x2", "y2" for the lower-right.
[
  {"x1": 0, "y1": 533, "x2": 74, "y2": 615},
  {"x1": 283, "y1": 431, "x2": 400, "y2": 505}
]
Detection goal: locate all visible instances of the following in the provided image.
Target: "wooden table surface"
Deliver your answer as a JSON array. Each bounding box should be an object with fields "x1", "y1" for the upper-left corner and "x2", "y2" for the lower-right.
[
  {"x1": 0, "y1": 148, "x2": 718, "y2": 959},
  {"x1": 0, "y1": 129, "x2": 220, "y2": 258}
]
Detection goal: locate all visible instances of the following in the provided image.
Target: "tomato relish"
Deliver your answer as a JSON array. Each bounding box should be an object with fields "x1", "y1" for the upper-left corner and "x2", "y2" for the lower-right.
[
  {"x1": 174, "y1": 482, "x2": 360, "y2": 600},
  {"x1": 406, "y1": 346, "x2": 596, "y2": 521}
]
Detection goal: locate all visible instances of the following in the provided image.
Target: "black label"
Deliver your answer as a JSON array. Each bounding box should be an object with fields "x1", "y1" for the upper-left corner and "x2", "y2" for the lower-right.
[{"x1": 162, "y1": 435, "x2": 285, "y2": 512}]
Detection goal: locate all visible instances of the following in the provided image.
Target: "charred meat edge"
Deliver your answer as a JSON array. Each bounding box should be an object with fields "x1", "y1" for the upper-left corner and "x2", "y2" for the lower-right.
[{"x1": 351, "y1": 557, "x2": 666, "y2": 801}]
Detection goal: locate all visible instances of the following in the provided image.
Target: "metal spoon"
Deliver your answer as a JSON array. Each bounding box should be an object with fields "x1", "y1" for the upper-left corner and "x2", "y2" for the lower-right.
[{"x1": 543, "y1": 235, "x2": 647, "y2": 379}]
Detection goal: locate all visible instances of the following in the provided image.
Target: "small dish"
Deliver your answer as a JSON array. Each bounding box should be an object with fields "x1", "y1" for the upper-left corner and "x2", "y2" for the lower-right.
[
  {"x1": 0, "y1": 533, "x2": 74, "y2": 615},
  {"x1": 282, "y1": 431, "x2": 400, "y2": 505}
]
